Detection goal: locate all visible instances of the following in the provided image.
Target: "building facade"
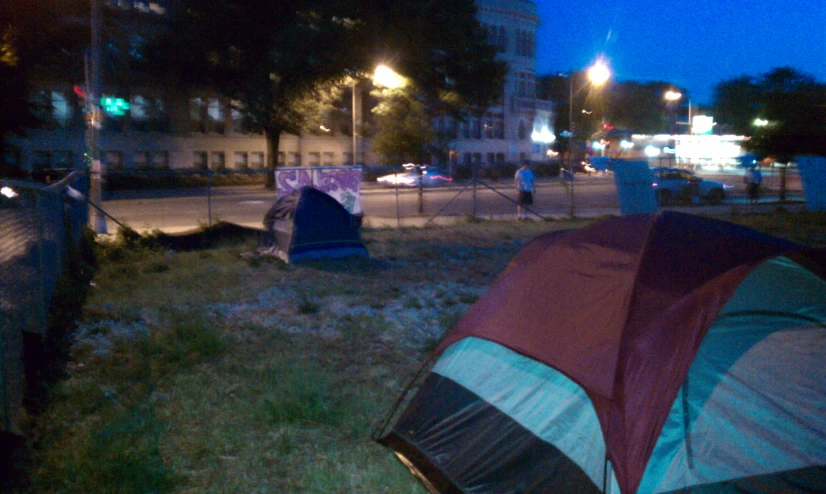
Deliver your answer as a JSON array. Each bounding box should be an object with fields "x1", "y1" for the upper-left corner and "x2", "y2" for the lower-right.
[{"x1": 6, "y1": 0, "x2": 553, "y2": 174}]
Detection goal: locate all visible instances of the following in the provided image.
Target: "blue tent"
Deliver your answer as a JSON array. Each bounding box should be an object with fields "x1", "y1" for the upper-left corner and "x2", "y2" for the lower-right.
[{"x1": 261, "y1": 186, "x2": 367, "y2": 263}]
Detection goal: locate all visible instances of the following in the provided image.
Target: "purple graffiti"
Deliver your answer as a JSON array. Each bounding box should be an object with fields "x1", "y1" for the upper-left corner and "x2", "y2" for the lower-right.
[{"x1": 276, "y1": 167, "x2": 361, "y2": 198}]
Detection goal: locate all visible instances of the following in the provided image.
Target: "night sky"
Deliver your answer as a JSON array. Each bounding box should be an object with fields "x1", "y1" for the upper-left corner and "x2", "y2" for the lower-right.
[{"x1": 534, "y1": 0, "x2": 826, "y2": 105}]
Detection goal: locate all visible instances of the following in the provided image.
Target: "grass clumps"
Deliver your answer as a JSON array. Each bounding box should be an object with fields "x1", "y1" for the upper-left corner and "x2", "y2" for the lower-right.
[{"x1": 18, "y1": 213, "x2": 824, "y2": 493}]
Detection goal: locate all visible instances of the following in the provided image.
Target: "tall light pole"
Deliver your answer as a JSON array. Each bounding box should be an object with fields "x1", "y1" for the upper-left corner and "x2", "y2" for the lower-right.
[
  {"x1": 88, "y1": 0, "x2": 106, "y2": 233},
  {"x1": 567, "y1": 60, "x2": 610, "y2": 217},
  {"x1": 351, "y1": 80, "x2": 359, "y2": 166}
]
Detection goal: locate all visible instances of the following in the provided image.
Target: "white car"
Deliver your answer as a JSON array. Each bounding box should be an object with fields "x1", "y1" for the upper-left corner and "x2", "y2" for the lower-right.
[{"x1": 376, "y1": 165, "x2": 453, "y2": 187}]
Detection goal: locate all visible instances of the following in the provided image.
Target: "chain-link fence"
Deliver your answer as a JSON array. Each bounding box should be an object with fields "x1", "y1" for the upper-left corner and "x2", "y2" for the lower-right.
[{"x1": 0, "y1": 172, "x2": 88, "y2": 435}]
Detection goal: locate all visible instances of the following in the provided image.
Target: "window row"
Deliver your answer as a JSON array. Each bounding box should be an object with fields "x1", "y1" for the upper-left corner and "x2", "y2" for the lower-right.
[
  {"x1": 433, "y1": 113, "x2": 507, "y2": 140},
  {"x1": 481, "y1": 23, "x2": 535, "y2": 57},
  {"x1": 30, "y1": 90, "x2": 171, "y2": 133},
  {"x1": 481, "y1": 23, "x2": 507, "y2": 53}
]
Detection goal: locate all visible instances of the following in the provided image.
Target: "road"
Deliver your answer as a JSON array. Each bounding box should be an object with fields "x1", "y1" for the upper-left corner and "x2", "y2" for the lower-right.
[{"x1": 99, "y1": 169, "x2": 805, "y2": 233}]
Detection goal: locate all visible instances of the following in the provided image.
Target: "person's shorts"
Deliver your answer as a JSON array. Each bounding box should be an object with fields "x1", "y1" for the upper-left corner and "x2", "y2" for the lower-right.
[{"x1": 518, "y1": 190, "x2": 533, "y2": 206}]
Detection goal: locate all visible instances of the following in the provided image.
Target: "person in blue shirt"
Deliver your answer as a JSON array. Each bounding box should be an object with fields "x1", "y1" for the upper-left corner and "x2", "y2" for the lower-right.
[
  {"x1": 514, "y1": 162, "x2": 536, "y2": 220},
  {"x1": 744, "y1": 166, "x2": 762, "y2": 204}
]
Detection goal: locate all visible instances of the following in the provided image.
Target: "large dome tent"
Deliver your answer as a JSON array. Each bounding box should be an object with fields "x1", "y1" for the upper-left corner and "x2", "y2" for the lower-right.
[{"x1": 376, "y1": 211, "x2": 826, "y2": 493}]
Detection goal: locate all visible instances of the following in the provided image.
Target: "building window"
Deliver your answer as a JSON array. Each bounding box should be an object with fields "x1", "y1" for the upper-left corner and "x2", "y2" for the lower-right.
[
  {"x1": 445, "y1": 119, "x2": 457, "y2": 139},
  {"x1": 485, "y1": 114, "x2": 495, "y2": 139},
  {"x1": 496, "y1": 153, "x2": 505, "y2": 163},
  {"x1": 190, "y1": 97, "x2": 224, "y2": 133},
  {"x1": 343, "y1": 152, "x2": 353, "y2": 166},
  {"x1": 518, "y1": 120, "x2": 527, "y2": 140},
  {"x1": 234, "y1": 152, "x2": 248, "y2": 169},
  {"x1": 193, "y1": 151, "x2": 208, "y2": 169},
  {"x1": 152, "y1": 151, "x2": 169, "y2": 169},
  {"x1": 52, "y1": 91, "x2": 72, "y2": 129},
  {"x1": 190, "y1": 98, "x2": 208, "y2": 133},
  {"x1": 277, "y1": 152, "x2": 285, "y2": 166},
  {"x1": 472, "y1": 118, "x2": 481, "y2": 139},
  {"x1": 208, "y1": 99, "x2": 225, "y2": 134},
  {"x1": 231, "y1": 100, "x2": 245, "y2": 133},
  {"x1": 486, "y1": 152, "x2": 495, "y2": 164},
  {"x1": 463, "y1": 152, "x2": 472, "y2": 165},
  {"x1": 472, "y1": 152, "x2": 482, "y2": 163},
  {"x1": 211, "y1": 151, "x2": 226, "y2": 169},
  {"x1": 323, "y1": 152, "x2": 334, "y2": 166},
  {"x1": 133, "y1": 151, "x2": 149, "y2": 169},
  {"x1": 105, "y1": 151, "x2": 124, "y2": 170},
  {"x1": 3, "y1": 148, "x2": 21, "y2": 168},
  {"x1": 53, "y1": 151, "x2": 72, "y2": 169},
  {"x1": 308, "y1": 152, "x2": 320, "y2": 166},
  {"x1": 33, "y1": 151, "x2": 51, "y2": 170},
  {"x1": 251, "y1": 152, "x2": 265, "y2": 169},
  {"x1": 288, "y1": 153, "x2": 300, "y2": 166},
  {"x1": 131, "y1": 95, "x2": 168, "y2": 132}
]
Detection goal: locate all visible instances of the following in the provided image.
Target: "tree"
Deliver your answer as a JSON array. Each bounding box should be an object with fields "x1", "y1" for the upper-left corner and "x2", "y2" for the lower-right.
[
  {"x1": 713, "y1": 75, "x2": 762, "y2": 134},
  {"x1": 721, "y1": 67, "x2": 826, "y2": 161},
  {"x1": 150, "y1": 0, "x2": 505, "y2": 187},
  {"x1": 606, "y1": 81, "x2": 681, "y2": 135},
  {"x1": 369, "y1": 83, "x2": 435, "y2": 165}
]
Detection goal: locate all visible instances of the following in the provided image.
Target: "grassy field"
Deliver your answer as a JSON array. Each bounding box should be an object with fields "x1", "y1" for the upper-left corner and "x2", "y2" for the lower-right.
[{"x1": 16, "y1": 210, "x2": 826, "y2": 493}]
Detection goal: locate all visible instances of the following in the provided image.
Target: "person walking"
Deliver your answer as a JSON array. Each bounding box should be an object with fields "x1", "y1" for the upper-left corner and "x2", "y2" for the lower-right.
[
  {"x1": 514, "y1": 161, "x2": 536, "y2": 220},
  {"x1": 744, "y1": 166, "x2": 762, "y2": 204}
]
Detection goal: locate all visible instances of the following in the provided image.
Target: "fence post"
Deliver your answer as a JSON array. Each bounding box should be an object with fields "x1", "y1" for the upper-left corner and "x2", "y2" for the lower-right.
[
  {"x1": 207, "y1": 169, "x2": 212, "y2": 227},
  {"x1": 472, "y1": 162, "x2": 478, "y2": 221}
]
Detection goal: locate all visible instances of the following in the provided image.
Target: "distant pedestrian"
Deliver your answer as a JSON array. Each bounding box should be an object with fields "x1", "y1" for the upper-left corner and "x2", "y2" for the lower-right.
[
  {"x1": 744, "y1": 166, "x2": 762, "y2": 204},
  {"x1": 515, "y1": 162, "x2": 535, "y2": 220}
]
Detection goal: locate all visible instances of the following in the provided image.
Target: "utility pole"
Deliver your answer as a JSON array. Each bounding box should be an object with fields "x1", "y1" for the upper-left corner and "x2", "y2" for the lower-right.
[{"x1": 88, "y1": 0, "x2": 107, "y2": 233}]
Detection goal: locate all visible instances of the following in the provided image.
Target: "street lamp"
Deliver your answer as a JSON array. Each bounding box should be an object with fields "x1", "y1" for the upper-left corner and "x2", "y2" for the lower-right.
[
  {"x1": 664, "y1": 90, "x2": 692, "y2": 133},
  {"x1": 350, "y1": 65, "x2": 405, "y2": 166},
  {"x1": 567, "y1": 60, "x2": 610, "y2": 217}
]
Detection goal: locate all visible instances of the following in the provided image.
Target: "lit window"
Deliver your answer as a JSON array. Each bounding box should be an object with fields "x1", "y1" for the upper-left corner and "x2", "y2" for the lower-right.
[
  {"x1": 251, "y1": 152, "x2": 265, "y2": 168},
  {"x1": 152, "y1": 151, "x2": 169, "y2": 169},
  {"x1": 234, "y1": 152, "x2": 248, "y2": 169},
  {"x1": 211, "y1": 151, "x2": 225, "y2": 169},
  {"x1": 134, "y1": 151, "x2": 150, "y2": 169},
  {"x1": 193, "y1": 151, "x2": 207, "y2": 169}
]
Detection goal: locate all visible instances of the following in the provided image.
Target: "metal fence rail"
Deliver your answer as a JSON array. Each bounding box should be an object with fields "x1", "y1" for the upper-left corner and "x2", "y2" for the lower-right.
[{"x1": 0, "y1": 173, "x2": 88, "y2": 435}]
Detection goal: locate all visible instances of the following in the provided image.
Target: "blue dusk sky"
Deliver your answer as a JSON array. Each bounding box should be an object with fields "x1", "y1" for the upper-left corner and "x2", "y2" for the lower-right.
[{"x1": 533, "y1": 0, "x2": 826, "y2": 105}]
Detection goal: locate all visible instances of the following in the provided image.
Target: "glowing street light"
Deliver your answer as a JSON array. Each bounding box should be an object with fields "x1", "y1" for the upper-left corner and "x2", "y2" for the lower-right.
[
  {"x1": 664, "y1": 89, "x2": 692, "y2": 133},
  {"x1": 373, "y1": 65, "x2": 406, "y2": 89},
  {"x1": 664, "y1": 90, "x2": 682, "y2": 101},
  {"x1": 587, "y1": 61, "x2": 611, "y2": 86}
]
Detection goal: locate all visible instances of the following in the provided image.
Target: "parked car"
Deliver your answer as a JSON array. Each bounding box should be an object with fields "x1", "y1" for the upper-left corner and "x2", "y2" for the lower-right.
[
  {"x1": 650, "y1": 167, "x2": 727, "y2": 205},
  {"x1": 376, "y1": 165, "x2": 453, "y2": 187}
]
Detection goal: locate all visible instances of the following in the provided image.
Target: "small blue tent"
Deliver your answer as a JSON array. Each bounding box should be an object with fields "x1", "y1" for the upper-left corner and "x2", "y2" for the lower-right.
[{"x1": 261, "y1": 186, "x2": 367, "y2": 263}]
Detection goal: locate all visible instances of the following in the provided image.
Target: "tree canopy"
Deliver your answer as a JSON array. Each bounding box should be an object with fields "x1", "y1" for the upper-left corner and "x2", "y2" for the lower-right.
[
  {"x1": 150, "y1": 0, "x2": 506, "y2": 184},
  {"x1": 714, "y1": 67, "x2": 826, "y2": 160}
]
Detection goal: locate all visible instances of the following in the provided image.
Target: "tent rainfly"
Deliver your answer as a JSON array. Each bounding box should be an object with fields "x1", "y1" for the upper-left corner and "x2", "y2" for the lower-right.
[
  {"x1": 376, "y1": 211, "x2": 826, "y2": 493},
  {"x1": 261, "y1": 186, "x2": 367, "y2": 263}
]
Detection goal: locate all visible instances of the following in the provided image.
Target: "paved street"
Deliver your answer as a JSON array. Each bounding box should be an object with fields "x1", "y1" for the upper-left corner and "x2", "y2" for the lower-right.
[{"x1": 99, "y1": 169, "x2": 806, "y2": 233}]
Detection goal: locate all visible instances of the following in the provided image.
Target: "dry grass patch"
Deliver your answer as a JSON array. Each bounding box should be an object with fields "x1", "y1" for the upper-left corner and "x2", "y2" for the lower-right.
[{"x1": 19, "y1": 213, "x2": 825, "y2": 492}]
